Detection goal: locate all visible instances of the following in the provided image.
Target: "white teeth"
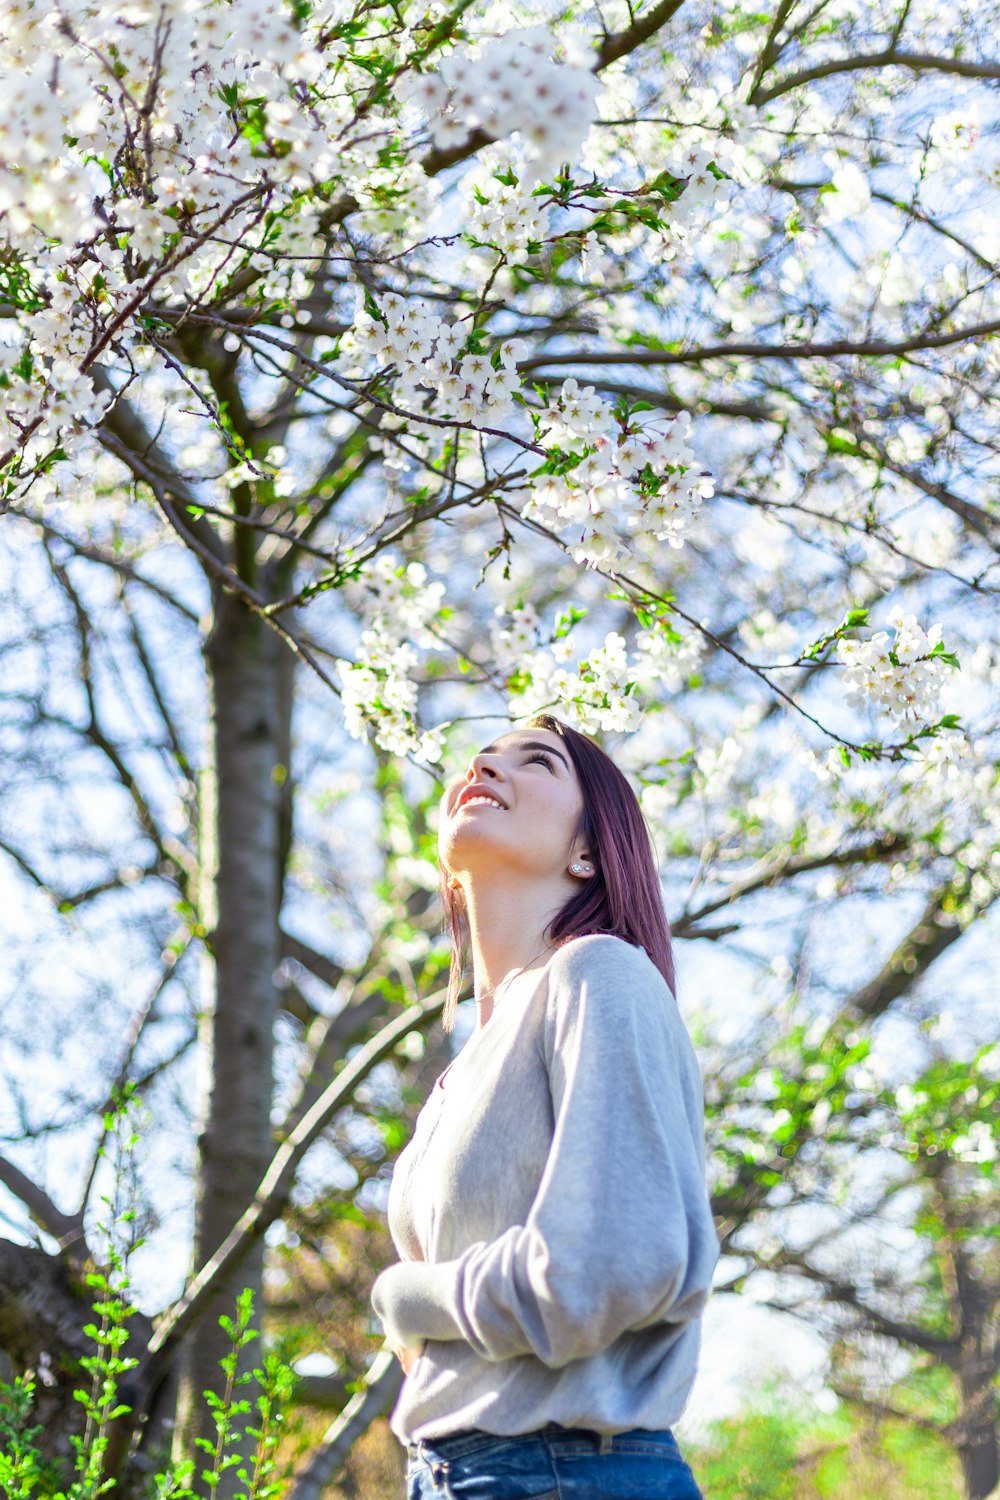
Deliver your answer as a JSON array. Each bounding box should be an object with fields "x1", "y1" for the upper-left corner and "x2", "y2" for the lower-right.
[{"x1": 462, "y1": 795, "x2": 505, "y2": 809}]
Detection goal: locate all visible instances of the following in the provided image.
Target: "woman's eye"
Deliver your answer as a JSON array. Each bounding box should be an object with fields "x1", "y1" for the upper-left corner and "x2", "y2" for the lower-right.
[{"x1": 527, "y1": 752, "x2": 555, "y2": 770}]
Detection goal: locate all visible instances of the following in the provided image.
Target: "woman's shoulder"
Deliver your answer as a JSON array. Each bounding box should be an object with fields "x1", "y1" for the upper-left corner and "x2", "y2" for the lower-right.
[
  {"x1": 548, "y1": 932, "x2": 666, "y2": 996},
  {"x1": 545, "y1": 935, "x2": 697, "y2": 1077}
]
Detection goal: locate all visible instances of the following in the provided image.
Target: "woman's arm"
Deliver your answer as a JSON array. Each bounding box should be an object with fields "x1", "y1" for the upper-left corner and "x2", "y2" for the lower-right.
[{"x1": 372, "y1": 936, "x2": 720, "y2": 1369}]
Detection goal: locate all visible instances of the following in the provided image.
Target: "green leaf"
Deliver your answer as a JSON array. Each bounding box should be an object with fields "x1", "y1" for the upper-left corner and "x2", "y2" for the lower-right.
[
  {"x1": 825, "y1": 430, "x2": 861, "y2": 456},
  {"x1": 928, "y1": 642, "x2": 960, "y2": 669}
]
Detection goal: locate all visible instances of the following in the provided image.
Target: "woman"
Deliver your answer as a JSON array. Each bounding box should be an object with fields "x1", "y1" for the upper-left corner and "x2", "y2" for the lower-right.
[{"x1": 371, "y1": 713, "x2": 720, "y2": 1499}]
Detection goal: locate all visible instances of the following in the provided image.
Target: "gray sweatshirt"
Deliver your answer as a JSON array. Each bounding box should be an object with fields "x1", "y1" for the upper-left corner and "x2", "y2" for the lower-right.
[{"x1": 371, "y1": 933, "x2": 720, "y2": 1443}]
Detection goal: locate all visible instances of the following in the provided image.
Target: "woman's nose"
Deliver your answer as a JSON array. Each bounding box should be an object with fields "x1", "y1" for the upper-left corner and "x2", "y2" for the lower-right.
[{"x1": 468, "y1": 754, "x2": 501, "y2": 780}]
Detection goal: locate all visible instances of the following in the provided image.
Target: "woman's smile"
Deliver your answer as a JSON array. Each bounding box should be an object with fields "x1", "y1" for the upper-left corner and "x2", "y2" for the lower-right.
[
  {"x1": 438, "y1": 727, "x2": 589, "y2": 899},
  {"x1": 455, "y1": 783, "x2": 510, "y2": 812}
]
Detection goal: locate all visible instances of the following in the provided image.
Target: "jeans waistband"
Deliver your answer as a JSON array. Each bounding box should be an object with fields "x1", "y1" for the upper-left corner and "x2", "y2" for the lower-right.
[{"x1": 406, "y1": 1422, "x2": 662, "y2": 1463}]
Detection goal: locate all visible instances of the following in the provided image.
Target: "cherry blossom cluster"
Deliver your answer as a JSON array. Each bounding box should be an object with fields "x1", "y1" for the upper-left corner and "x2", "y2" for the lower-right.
[
  {"x1": 490, "y1": 601, "x2": 544, "y2": 672},
  {"x1": 489, "y1": 603, "x2": 649, "y2": 735},
  {"x1": 341, "y1": 576, "x2": 647, "y2": 758},
  {"x1": 338, "y1": 292, "x2": 525, "y2": 459},
  {"x1": 0, "y1": 1, "x2": 325, "y2": 251},
  {"x1": 398, "y1": 26, "x2": 603, "y2": 180},
  {"x1": 663, "y1": 145, "x2": 729, "y2": 229},
  {"x1": 468, "y1": 179, "x2": 553, "y2": 260},
  {"x1": 836, "y1": 607, "x2": 955, "y2": 726},
  {"x1": 339, "y1": 631, "x2": 426, "y2": 757},
  {"x1": 0, "y1": 0, "x2": 338, "y2": 484},
  {"x1": 950, "y1": 1120, "x2": 997, "y2": 1166},
  {"x1": 337, "y1": 556, "x2": 448, "y2": 764},
  {"x1": 338, "y1": 283, "x2": 713, "y2": 570},
  {"x1": 0, "y1": 307, "x2": 113, "y2": 473},
  {"x1": 632, "y1": 619, "x2": 706, "y2": 691},
  {"x1": 0, "y1": 4, "x2": 601, "y2": 494},
  {"x1": 337, "y1": 263, "x2": 714, "y2": 574},
  {"x1": 578, "y1": 232, "x2": 617, "y2": 285},
  {"x1": 527, "y1": 386, "x2": 714, "y2": 567},
  {"x1": 897, "y1": 729, "x2": 974, "y2": 799},
  {"x1": 0, "y1": 0, "x2": 724, "y2": 606},
  {"x1": 515, "y1": 629, "x2": 642, "y2": 735}
]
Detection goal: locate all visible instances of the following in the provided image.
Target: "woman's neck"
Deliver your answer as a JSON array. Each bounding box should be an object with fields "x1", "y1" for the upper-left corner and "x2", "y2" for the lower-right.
[{"x1": 461, "y1": 872, "x2": 566, "y2": 1027}]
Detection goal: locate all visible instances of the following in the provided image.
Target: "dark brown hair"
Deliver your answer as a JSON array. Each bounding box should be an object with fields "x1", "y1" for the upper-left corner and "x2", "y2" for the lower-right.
[{"x1": 437, "y1": 713, "x2": 676, "y2": 1031}]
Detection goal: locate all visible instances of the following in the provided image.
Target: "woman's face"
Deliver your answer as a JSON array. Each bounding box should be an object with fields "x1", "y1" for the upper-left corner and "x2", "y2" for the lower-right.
[{"x1": 439, "y1": 727, "x2": 587, "y2": 886}]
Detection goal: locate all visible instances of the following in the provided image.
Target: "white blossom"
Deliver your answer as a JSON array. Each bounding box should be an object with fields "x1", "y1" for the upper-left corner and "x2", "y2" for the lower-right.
[
  {"x1": 404, "y1": 28, "x2": 603, "y2": 181},
  {"x1": 336, "y1": 555, "x2": 449, "y2": 760},
  {"x1": 837, "y1": 608, "x2": 954, "y2": 727}
]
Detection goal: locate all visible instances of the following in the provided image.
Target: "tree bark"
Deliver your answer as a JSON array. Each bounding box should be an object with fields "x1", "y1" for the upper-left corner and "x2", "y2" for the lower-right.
[
  {"x1": 954, "y1": 1249, "x2": 999, "y2": 1499},
  {"x1": 173, "y1": 589, "x2": 290, "y2": 1484},
  {"x1": 287, "y1": 1350, "x2": 402, "y2": 1500},
  {"x1": 0, "y1": 1241, "x2": 92, "y2": 1469}
]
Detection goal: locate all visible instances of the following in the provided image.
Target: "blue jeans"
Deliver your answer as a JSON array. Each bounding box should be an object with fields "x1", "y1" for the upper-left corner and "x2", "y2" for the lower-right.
[{"x1": 405, "y1": 1422, "x2": 704, "y2": 1498}]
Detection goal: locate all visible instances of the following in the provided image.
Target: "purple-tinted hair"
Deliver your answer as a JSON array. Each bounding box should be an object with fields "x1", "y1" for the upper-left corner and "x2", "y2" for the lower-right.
[{"x1": 437, "y1": 712, "x2": 676, "y2": 1031}]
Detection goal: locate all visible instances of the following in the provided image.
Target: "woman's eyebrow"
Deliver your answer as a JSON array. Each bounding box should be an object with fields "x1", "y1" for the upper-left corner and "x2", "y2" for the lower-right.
[{"x1": 478, "y1": 739, "x2": 570, "y2": 770}]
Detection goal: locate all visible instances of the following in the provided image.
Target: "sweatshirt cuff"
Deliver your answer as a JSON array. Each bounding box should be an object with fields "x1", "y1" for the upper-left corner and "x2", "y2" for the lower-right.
[{"x1": 371, "y1": 1260, "x2": 466, "y2": 1348}]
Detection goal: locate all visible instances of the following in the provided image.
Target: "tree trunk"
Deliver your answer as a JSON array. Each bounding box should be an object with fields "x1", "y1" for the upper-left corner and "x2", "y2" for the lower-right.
[
  {"x1": 173, "y1": 591, "x2": 290, "y2": 1486},
  {"x1": 0, "y1": 1242, "x2": 92, "y2": 1470},
  {"x1": 954, "y1": 1255, "x2": 999, "y2": 1500}
]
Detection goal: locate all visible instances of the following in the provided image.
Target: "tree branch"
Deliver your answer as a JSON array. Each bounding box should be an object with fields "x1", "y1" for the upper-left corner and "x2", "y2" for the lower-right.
[
  {"x1": 497, "y1": 497, "x2": 918, "y2": 759},
  {"x1": 0, "y1": 1158, "x2": 87, "y2": 1257},
  {"x1": 44, "y1": 542, "x2": 194, "y2": 879},
  {"x1": 287, "y1": 1349, "x2": 403, "y2": 1500},
  {"x1": 753, "y1": 48, "x2": 1000, "y2": 106},
  {"x1": 530, "y1": 373, "x2": 783, "y2": 424},
  {"x1": 12, "y1": 509, "x2": 201, "y2": 622},
  {"x1": 393, "y1": 0, "x2": 691, "y2": 188},
  {"x1": 772, "y1": 174, "x2": 997, "y2": 274},
  {"x1": 96, "y1": 427, "x2": 348, "y2": 699},
  {"x1": 291, "y1": 1372, "x2": 350, "y2": 1410},
  {"x1": 596, "y1": 0, "x2": 687, "y2": 68},
  {"x1": 141, "y1": 990, "x2": 447, "y2": 1382},
  {"x1": 520, "y1": 317, "x2": 1000, "y2": 372},
  {"x1": 280, "y1": 931, "x2": 346, "y2": 992},
  {"x1": 674, "y1": 833, "x2": 910, "y2": 935},
  {"x1": 844, "y1": 871, "x2": 996, "y2": 1023},
  {"x1": 80, "y1": 944, "x2": 192, "y2": 1217},
  {"x1": 827, "y1": 1378, "x2": 958, "y2": 1439},
  {"x1": 744, "y1": 0, "x2": 798, "y2": 106},
  {"x1": 861, "y1": 445, "x2": 1000, "y2": 546},
  {"x1": 279, "y1": 992, "x2": 399, "y2": 1138},
  {"x1": 96, "y1": 380, "x2": 226, "y2": 561},
  {"x1": 0, "y1": 840, "x2": 50, "y2": 894},
  {"x1": 763, "y1": 1247, "x2": 961, "y2": 1362},
  {"x1": 121, "y1": 593, "x2": 198, "y2": 789}
]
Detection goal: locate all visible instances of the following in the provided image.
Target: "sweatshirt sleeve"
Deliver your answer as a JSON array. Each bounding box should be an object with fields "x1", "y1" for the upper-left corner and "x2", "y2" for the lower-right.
[{"x1": 371, "y1": 936, "x2": 720, "y2": 1368}]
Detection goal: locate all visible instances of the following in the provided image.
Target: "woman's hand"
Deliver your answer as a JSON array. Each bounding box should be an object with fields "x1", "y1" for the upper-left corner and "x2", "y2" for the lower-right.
[{"x1": 391, "y1": 1339, "x2": 427, "y2": 1375}]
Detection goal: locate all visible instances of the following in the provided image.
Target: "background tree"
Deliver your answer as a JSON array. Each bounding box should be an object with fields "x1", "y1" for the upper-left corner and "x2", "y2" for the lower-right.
[
  {"x1": 687, "y1": 1374, "x2": 964, "y2": 1499},
  {"x1": 709, "y1": 995, "x2": 999, "y2": 1496},
  {"x1": 0, "y1": 0, "x2": 998, "y2": 1495}
]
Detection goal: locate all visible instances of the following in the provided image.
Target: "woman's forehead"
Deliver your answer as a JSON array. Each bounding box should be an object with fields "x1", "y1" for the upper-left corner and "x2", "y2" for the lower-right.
[
  {"x1": 445, "y1": 728, "x2": 569, "y2": 780},
  {"x1": 478, "y1": 729, "x2": 569, "y2": 762},
  {"x1": 487, "y1": 728, "x2": 563, "y2": 752}
]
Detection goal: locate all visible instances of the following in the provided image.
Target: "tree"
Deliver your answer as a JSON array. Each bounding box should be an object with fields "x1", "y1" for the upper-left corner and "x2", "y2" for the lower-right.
[
  {"x1": 686, "y1": 1372, "x2": 964, "y2": 1499},
  {"x1": 0, "y1": 0, "x2": 998, "y2": 1494},
  {"x1": 708, "y1": 1006, "x2": 999, "y2": 1497}
]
